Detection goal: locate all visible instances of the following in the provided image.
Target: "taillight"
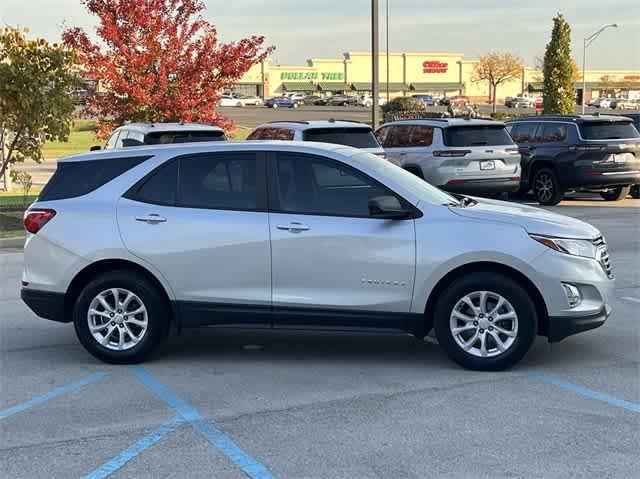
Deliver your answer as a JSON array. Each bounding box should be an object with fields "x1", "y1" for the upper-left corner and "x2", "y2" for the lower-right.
[
  {"x1": 433, "y1": 150, "x2": 471, "y2": 157},
  {"x1": 568, "y1": 144, "x2": 605, "y2": 151},
  {"x1": 24, "y1": 209, "x2": 56, "y2": 234},
  {"x1": 505, "y1": 147, "x2": 521, "y2": 154}
]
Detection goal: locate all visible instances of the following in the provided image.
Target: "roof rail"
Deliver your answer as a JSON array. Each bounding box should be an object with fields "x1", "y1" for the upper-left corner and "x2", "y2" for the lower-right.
[
  {"x1": 265, "y1": 120, "x2": 310, "y2": 125},
  {"x1": 327, "y1": 119, "x2": 368, "y2": 124}
]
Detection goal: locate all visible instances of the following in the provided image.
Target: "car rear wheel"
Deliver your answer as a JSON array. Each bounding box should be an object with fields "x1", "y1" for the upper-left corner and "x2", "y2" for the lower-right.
[
  {"x1": 532, "y1": 168, "x2": 563, "y2": 205},
  {"x1": 292, "y1": 103, "x2": 299, "y2": 109},
  {"x1": 433, "y1": 273, "x2": 537, "y2": 371},
  {"x1": 631, "y1": 184, "x2": 640, "y2": 199},
  {"x1": 73, "y1": 270, "x2": 169, "y2": 364},
  {"x1": 600, "y1": 185, "x2": 631, "y2": 201}
]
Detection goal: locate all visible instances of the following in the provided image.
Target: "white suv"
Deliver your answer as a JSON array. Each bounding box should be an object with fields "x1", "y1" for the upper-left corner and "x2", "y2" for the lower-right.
[
  {"x1": 21, "y1": 142, "x2": 613, "y2": 370},
  {"x1": 247, "y1": 120, "x2": 386, "y2": 157},
  {"x1": 101, "y1": 123, "x2": 227, "y2": 150},
  {"x1": 376, "y1": 119, "x2": 522, "y2": 197}
]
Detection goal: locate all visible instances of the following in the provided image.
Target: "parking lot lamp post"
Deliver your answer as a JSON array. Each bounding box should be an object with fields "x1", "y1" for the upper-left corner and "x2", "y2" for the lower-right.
[
  {"x1": 386, "y1": 0, "x2": 390, "y2": 103},
  {"x1": 582, "y1": 24, "x2": 618, "y2": 114},
  {"x1": 372, "y1": 0, "x2": 380, "y2": 127}
]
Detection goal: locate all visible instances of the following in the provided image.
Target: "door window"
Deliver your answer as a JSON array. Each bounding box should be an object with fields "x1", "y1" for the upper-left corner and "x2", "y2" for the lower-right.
[
  {"x1": 382, "y1": 125, "x2": 412, "y2": 148},
  {"x1": 539, "y1": 123, "x2": 568, "y2": 143},
  {"x1": 509, "y1": 123, "x2": 539, "y2": 143},
  {"x1": 273, "y1": 153, "x2": 395, "y2": 218},
  {"x1": 409, "y1": 125, "x2": 434, "y2": 146},
  {"x1": 105, "y1": 131, "x2": 120, "y2": 150},
  {"x1": 247, "y1": 128, "x2": 295, "y2": 141},
  {"x1": 179, "y1": 153, "x2": 258, "y2": 210},
  {"x1": 129, "y1": 159, "x2": 179, "y2": 206},
  {"x1": 114, "y1": 130, "x2": 128, "y2": 149}
]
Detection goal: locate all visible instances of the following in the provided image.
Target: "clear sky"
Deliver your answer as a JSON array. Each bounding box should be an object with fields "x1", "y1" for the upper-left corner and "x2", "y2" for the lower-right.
[{"x1": 2, "y1": 0, "x2": 639, "y2": 69}]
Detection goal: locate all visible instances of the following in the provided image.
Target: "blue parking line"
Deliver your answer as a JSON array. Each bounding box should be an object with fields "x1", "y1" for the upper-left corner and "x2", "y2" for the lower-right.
[
  {"x1": 129, "y1": 365, "x2": 276, "y2": 479},
  {"x1": 525, "y1": 371, "x2": 640, "y2": 413},
  {"x1": 0, "y1": 372, "x2": 108, "y2": 421},
  {"x1": 83, "y1": 415, "x2": 185, "y2": 479}
]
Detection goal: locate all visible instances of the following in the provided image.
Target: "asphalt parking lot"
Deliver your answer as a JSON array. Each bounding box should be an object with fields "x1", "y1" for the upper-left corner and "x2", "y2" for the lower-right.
[{"x1": 1, "y1": 197, "x2": 638, "y2": 479}]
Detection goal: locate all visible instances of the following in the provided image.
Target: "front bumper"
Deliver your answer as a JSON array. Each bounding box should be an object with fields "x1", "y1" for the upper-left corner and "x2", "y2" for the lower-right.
[
  {"x1": 21, "y1": 288, "x2": 69, "y2": 323},
  {"x1": 547, "y1": 304, "x2": 611, "y2": 342}
]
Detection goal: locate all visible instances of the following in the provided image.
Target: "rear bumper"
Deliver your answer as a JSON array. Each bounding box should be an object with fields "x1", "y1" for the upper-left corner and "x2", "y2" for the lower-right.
[
  {"x1": 21, "y1": 288, "x2": 69, "y2": 323},
  {"x1": 441, "y1": 178, "x2": 521, "y2": 195},
  {"x1": 547, "y1": 305, "x2": 611, "y2": 342},
  {"x1": 569, "y1": 168, "x2": 640, "y2": 189}
]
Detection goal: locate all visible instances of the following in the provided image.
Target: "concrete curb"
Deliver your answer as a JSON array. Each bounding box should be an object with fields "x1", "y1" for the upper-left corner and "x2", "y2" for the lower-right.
[{"x1": 0, "y1": 236, "x2": 25, "y2": 249}]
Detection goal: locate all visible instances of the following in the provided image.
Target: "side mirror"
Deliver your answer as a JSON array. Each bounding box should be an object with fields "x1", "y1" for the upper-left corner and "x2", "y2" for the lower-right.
[
  {"x1": 368, "y1": 195, "x2": 411, "y2": 219},
  {"x1": 90, "y1": 145, "x2": 102, "y2": 151},
  {"x1": 122, "y1": 138, "x2": 144, "y2": 148}
]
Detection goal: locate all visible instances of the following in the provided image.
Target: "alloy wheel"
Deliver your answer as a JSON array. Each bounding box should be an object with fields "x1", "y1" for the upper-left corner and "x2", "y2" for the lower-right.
[
  {"x1": 87, "y1": 288, "x2": 148, "y2": 351},
  {"x1": 449, "y1": 291, "x2": 519, "y2": 358},
  {"x1": 534, "y1": 173, "x2": 554, "y2": 203}
]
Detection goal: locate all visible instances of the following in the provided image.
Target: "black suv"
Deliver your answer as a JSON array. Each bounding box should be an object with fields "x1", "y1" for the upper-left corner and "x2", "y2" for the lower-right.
[
  {"x1": 621, "y1": 113, "x2": 640, "y2": 198},
  {"x1": 506, "y1": 115, "x2": 640, "y2": 205}
]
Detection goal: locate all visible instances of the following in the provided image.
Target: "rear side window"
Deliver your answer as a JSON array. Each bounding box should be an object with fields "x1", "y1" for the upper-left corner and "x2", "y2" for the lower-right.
[
  {"x1": 444, "y1": 126, "x2": 514, "y2": 147},
  {"x1": 509, "y1": 122, "x2": 539, "y2": 143},
  {"x1": 247, "y1": 128, "x2": 295, "y2": 140},
  {"x1": 538, "y1": 123, "x2": 568, "y2": 143},
  {"x1": 578, "y1": 121, "x2": 640, "y2": 140},
  {"x1": 39, "y1": 156, "x2": 150, "y2": 201},
  {"x1": 144, "y1": 130, "x2": 226, "y2": 144},
  {"x1": 302, "y1": 128, "x2": 380, "y2": 148},
  {"x1": 409, "y1": 126, "x2": 434, "y2": 147}
]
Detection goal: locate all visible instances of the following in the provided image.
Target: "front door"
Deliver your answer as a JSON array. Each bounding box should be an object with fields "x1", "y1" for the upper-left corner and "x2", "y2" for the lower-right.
[
  {"x1": 268, "y1": 151, "x2": 416, "y2": 330},
  {"x1": 117, "y1": 151, "x2": 271, "y2": 327}
]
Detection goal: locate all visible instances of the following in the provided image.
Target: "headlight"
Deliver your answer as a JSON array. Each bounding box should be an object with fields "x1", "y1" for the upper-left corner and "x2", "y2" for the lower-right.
[{"x1": 530, "y1": 235, "x2": 597, "y2": 259}]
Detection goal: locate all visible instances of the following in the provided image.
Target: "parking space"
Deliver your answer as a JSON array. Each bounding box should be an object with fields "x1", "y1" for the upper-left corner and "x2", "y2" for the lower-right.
[{"x1": 1, "y1": 201, "x2": 638, "y2": 478}]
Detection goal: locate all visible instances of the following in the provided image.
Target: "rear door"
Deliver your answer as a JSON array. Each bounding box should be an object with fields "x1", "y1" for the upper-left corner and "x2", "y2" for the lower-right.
[
  {"x1": 441, "y1": 125, "x2": 521, "y2": 179},
  {"x1": 117, "y1": 151, "x2": 271, "y2": 327},
  {"x1": 378, "y1": 124, "x2": 413, "y2": 166},
  {"x1": 268, "y1": 151, "x2": 416, "y2": 329}
]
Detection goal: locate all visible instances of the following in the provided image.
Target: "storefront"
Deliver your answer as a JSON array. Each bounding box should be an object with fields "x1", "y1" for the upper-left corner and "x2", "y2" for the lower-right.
[{"x1": 237, "y1": 52, "x2": 640, "y2": 103}]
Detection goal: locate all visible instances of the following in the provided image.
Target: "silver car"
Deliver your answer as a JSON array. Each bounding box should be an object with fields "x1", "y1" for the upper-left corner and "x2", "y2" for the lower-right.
[
  {"x1": 21, "y1": 142, "x2": 613, "y2": 370},
  {"x1": 376, "y1": 119, "x2": 522, "y2": 196}
]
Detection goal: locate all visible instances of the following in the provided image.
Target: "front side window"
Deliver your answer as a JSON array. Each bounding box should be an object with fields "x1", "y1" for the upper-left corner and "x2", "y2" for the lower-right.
[
  {"x1": 114, "y1": 130, "x2": 128, "y2": 149},
  {"x1": 179, "y1": 153, "x2": 258, "y2": 210},
  {"x1": 443, "y1": 125, "x2": 514, "y2": 147},
  {"x1": 105, "y1": 131, "x2": 120, "y2": 150},
  {"x1": 578, "y1": 121, "x2": 640, "y2": 140},
  {"x1": 375, "y1": 126, "x2": 390, "y2": 145},
  {"x1": 130, "y1": 159, "x2": 179, "y2": 206},
  {"x1": 274, "y1": 153, "x2": 391, "y2": 217},
  {"x1": 302, "y1": 127, "x2": 380, "y2": 148}
]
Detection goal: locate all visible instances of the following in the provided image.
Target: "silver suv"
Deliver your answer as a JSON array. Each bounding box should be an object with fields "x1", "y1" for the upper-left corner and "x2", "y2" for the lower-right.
[
  {"x1": 21, "y1": 142, "x2": 613, "y2": 370},
  {"x1": 247, "y1": 120, "x2": 385, "y2": 157},
  {"x1": 376, "y1": 119, "x2": 521, "y2": 196},
  {"x1": 98, "y1": 122, "x2": 227, "y2": 150}
]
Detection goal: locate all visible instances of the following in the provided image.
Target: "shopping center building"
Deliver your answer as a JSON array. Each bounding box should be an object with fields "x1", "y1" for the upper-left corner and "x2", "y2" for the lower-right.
[{"x1": 233, "y1": 51, "x2": 640, "y2": 104}]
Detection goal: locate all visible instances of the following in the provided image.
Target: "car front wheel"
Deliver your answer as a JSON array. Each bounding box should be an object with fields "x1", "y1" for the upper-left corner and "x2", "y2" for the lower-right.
[
  {"x1": 532, "y1": 168, "x2": 563, "y2": 205},
  {"x1": 73, "y1": 270, "x2": 169, "y2": 364},
  {"x1": 631, "y1": 184, "x2": 640, "y2": 199},
  {"x1": 433, "y1": 273, "x2": 537, "y2": 371},
  {"x1": 600, "y1": 185, "x2": 630, "y2": 201}
]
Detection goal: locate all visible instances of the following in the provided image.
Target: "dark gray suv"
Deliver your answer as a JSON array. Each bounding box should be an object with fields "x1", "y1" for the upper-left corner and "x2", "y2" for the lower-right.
[{"x1": 506, "y1": 115, "x2": 640, "y2": 205}]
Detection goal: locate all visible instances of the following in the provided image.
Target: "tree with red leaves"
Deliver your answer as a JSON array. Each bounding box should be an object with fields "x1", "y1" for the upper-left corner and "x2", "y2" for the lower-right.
[{"x1": 63, "y1": 0, "x2": 273, "y2": 138}]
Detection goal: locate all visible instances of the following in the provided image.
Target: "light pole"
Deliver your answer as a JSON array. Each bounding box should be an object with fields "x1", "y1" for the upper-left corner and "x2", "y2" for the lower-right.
[
  {"x1": 372, "y1": 0, "x2": 380, "y2": 127},
  {"x1": 386, "y1": 0, "x2": 390, "y2": 103},
  {"x1": 582, "y1": 23, "x2": 618, "y2": 114}
]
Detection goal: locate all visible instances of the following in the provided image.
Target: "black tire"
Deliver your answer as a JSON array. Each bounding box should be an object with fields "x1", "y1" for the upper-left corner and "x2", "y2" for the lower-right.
[
  {"x1": 631, "y1": 184, "x2": 640, "y2": 199},
  {"x1": 600, "y1": 185, "x2": 631, "y2": 201},
  {"x1": 73, "y1": 270, "x2": 170, "y2": 364},
  {"x1": 532, "y1": 167, "x2": 563, "y2": 205},
  {"x1": 433, "y1": 272, "x2": 537, "y2": 371}
]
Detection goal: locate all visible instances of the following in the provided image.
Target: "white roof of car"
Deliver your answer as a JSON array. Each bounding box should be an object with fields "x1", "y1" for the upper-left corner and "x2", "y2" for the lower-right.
[
  {"x1": 114, "y1": 122, "x2": 225, "y2": 134},
  {"x1": 254, "y1": 120, "x2": 372, "y2": 131},
  {"x1": 380, "y1": 118, "x2": 505, "y2": 128},
  {"x1": 59, "y1": 140, "x2": 356, "y2": 163}
]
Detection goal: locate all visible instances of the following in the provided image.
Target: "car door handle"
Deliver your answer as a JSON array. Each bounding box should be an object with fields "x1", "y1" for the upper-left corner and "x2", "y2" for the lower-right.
[
  {"x1": 276, "y1": 222, "x2": 310, "y2": 233},
  {"x1": 135, "y1": 214, "x2": 167, "y2": 224}
]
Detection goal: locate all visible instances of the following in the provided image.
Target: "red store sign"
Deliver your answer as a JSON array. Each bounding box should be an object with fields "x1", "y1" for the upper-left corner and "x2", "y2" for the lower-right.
[{"x1": 423, "y1": 61, "x2": 448, "y2": 74}]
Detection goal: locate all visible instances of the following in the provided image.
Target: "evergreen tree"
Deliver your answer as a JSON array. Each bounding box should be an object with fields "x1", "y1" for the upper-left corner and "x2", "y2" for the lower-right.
[{"x1": 543, "y1": 14, "x2": 576, "y2": 114}]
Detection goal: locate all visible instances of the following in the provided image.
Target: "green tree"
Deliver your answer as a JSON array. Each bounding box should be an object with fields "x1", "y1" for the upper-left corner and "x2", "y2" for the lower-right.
[
  {"x1": 0, "y1": 27, "x2": 79, "y2": 185},
  {"x1": 542, "y1": 14, "x2": 576, "y2": 114}
]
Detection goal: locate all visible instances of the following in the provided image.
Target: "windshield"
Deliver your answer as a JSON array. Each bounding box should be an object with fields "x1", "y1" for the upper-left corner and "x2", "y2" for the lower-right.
[
  {"x1": 144, "y1": 130, "x2": 226, "y2": 144},
  {"x1": 444, "y1": 125, "x2": 515, "y2": 146},
  {"x1": 352, "y1": 152, "x2": 460, "y2": 206},
  {"x1": 303, "y1": 128, "x2": 381, "y2": 149},
  {"x1": 579, "y1": 121, "x2": 640, "y2": 140}
]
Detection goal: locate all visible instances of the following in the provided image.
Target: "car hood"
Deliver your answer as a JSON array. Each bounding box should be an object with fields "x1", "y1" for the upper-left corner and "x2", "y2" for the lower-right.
[{"x1": 449, "y1": 197, "x2": 600, "y2": 239}]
